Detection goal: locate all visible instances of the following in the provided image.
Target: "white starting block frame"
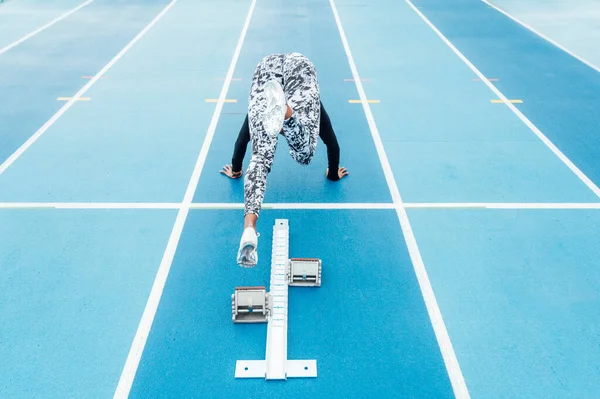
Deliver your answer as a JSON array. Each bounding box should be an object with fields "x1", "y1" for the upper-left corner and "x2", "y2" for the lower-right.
[
  {"x1": 289, "y1": 258, "x2": 321, "y2": 287},
  {"x1": 232, "y1": 219, "x2": 321, "y2": 380},
  {"x1": 231, "y1": 286, "x2": 269, "y2": 323}
]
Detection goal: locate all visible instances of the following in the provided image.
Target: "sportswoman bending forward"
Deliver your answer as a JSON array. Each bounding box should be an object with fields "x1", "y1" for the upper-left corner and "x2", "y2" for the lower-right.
[{"x1": 237, "y1": 53, "x2": 323, "y2": 267}]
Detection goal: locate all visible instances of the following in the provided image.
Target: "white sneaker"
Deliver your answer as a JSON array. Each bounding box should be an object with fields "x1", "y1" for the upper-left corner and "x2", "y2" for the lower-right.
[
  {"x1": 262, "y1": 79, "x2": 286, "y2": 137},
  {"x1": 237, "y1": 227, "x2": 258, "y2": 267}
]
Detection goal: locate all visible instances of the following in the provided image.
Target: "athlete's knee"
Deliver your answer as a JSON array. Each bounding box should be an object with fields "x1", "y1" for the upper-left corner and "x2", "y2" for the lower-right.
[
  {"x1": 290, "y1": 147, "x2": 316, "y2": 166},
  {"x1": 249, "y1": 153, "x2": 274, "y2": 174}
]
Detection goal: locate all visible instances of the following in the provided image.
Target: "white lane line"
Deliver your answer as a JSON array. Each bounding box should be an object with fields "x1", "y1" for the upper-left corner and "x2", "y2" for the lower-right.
[
  {"x1": 482, "y1": 0, "x2": 600, "y2": 75},
  {"x1": 0, "y1": 0, "x2": 176, "y2": 177},
  {"x1": 405, "y1": 0, "x2": 600, "y2": 200},
  {"x1": 329, "y1": 0, "x2": 471, "y2": 397},
  {"x1": 0, "y1": 0, "x2": 94, "y2": 56},
  {"x1": 0, "y1": 202, "x2": 180, "y2": 209},
  {"x1": 112, "y1": 0, "x2": 257, "y2": 396},
  {"x1": 189, "y1": 202, "x2": 397, "y2": 210},
  {"x1": 404, "y1": 202, "x2": 600, "y2": 209},
  {"x1": 2, "y1": 202, "x2": 600, "y2": 210}
]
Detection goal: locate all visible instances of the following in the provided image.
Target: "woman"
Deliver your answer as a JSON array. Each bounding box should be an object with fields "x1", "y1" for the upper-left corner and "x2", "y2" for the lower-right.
[{"x1": 233, "y1": 53, "x2": 347, "y2": 267}]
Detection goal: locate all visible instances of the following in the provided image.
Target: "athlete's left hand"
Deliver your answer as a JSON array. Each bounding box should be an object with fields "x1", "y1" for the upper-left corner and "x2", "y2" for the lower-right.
[{"x1": 220, "y1": 164, "x2": 242, "y2": 179}]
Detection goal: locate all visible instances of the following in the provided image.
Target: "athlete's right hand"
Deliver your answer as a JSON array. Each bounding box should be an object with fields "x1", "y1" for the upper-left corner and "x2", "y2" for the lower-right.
[
  {"x1": 326, "y1": 167, "x2": 349, "y2": 181},
  {"x1": 220, "y1": 164, "x2": 242, "y2": 179}
]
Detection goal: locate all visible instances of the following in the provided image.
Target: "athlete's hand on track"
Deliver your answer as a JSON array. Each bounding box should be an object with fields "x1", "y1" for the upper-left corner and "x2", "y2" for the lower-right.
[
  {"x1": 326, "y1": 167, "x2": 349, "y2": 180},
  {"x1": 220, "y1": 164, "x2": 242, "y2": 179}
]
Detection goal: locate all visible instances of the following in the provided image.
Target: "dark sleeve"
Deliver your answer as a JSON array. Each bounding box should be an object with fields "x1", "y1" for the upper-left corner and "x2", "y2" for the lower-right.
[
  {"x1": 232, "y1": 114, "x2": 251, "y2": 173},
  {"x1": 318, "y1": 103, "x2": 341, "y2": 181}
]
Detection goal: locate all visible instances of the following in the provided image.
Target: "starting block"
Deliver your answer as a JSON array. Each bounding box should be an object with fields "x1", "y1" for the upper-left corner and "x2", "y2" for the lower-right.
[
  {"x1": 289, "y1": 258, "x2": 322, "y2": 287},
  {"x1": 231, "y1": 219, "x2": 321, "y2": 380},
  {"x1": 231, "y1": 286, "x2": 270, "y2": 323}
]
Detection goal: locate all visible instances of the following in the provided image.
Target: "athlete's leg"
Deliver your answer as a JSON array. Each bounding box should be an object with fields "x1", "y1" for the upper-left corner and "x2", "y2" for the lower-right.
[
  {"x1": 237, "y1": 55, "x2": 285, "y2": 267},
  {"x1": 281, "y1": 53, "x2": 321, "y2": 165}
]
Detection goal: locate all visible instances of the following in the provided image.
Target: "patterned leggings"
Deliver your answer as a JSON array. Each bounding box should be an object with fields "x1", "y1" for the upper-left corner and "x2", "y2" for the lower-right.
[{"x1": 244, "y1": 53, "x2": 321, "y2": 217}]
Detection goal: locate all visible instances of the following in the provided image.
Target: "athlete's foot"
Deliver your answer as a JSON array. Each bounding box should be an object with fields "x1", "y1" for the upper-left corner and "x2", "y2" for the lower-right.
[
  {"x1": 262, "y1": 79, "x2": 286, "y2": 137},
  {"x1": 237, "y1": 227, "x2": 258, "y2": 267}
]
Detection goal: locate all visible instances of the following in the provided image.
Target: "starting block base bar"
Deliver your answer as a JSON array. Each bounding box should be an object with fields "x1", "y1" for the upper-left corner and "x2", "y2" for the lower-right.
[
  {"x1": 264, "y1": 219, "x2": 289, "y2": 379},
  {"x1": 235, "y1": 360, "x2": 317, "y2": 379}
]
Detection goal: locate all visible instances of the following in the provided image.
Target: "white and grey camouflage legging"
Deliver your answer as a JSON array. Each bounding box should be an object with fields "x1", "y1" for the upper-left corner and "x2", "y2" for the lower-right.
[{"x1": 244, "y1": 53, "x2": 321, "y2": 217}]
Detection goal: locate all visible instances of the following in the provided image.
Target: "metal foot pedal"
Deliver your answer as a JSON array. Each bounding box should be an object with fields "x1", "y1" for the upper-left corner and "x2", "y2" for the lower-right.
[
  {"x1": 288, "y1": 258, "x2": 321, "y2": 287},
  {"x1": 232, "y1": 286, "x2": 270, "y2": 323}
]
